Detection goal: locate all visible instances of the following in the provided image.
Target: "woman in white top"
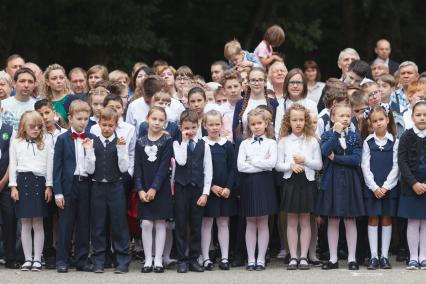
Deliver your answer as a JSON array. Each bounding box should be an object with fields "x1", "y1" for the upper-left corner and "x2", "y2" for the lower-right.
[
  {"x1": 9, "y1": 111, "x2": 53, "y2": 271},
  {"x1": 274, "y1": 68, "x2": 318, "y2": 138},
  {"x1": 303, "y1": 60, "x2": 325, "y2": 105}
]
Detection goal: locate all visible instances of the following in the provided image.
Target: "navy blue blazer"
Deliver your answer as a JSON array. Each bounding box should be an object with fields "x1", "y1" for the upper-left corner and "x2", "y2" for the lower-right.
[
  {"x1": 53, "y1": 129, "x2": 95, "y2": 196},
  {"x1": 232, "y1": 97, "x2": 278, "y2": 144}
]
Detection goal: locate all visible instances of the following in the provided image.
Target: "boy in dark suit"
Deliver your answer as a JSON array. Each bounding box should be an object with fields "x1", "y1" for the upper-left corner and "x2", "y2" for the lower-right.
[
  {"x1": 53, "y1": 100, "x2": 94, "y2": 273},
  {"x1": 85, "y1": 107, "x2": 131, "y2": 274}
]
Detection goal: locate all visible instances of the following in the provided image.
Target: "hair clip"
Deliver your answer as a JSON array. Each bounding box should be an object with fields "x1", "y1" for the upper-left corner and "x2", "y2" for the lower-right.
[
  {"x1": 380, "y1": 103, "x2": 391, "y2": 114},
  {"x1": 363, "y1": 107, "x2": 371, "y2": 120}
]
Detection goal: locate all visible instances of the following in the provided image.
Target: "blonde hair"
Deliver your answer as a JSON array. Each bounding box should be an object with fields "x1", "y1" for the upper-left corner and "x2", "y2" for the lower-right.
[
  {"x1": 99, "y1": 107, "x2": 119, "y2": 124},
  {"x1": 224, "y1": 40, "x2": 242, "y2": 60},
  {"x1": 202, "y1": 110, "x2": 223, "y2": 127},
  {"x1": 245, "y1": 108, "x2": 274, "y2": 139},
  {"x1": 42, "y1": 64, "x2": 71, "y2": 101},
  {"x1": 17, "y1": 111, "x2": 45, "y2": 150},
  {"x1": 407, "y1": 81, "x2": 426, "y2": 98},
  {"x1": 152, "y1": 91, "x2": 172, "y2": 104},
  {"x1": 279, "y1": 103, "x2": 314, "y2": 138},
  {"x1": 88, "y1": 86, "x2": 110, "y2": 107},
  {"x1": 109, "y1": 70, "x2": 129, "y2": 84},
  {"x1": 69, "y1": 99, "x2": 91, "y2": 117}
]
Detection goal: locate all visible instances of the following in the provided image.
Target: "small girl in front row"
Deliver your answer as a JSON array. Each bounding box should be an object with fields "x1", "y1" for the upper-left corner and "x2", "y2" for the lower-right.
[
  {"x1": 201, "y1": 110, "x2": 237, "y2": 270},
  {"x1": 398, "y1": 100, "x2": 426, "y2": 270},
  {"x1": 9, "y1": 111, "x2": 53, "y2": 271},
  {"x1": 134, "y1": 106, "x2": 174, "y2": 273},
  {"x1": 276, "y1": 104, "x2": 322, "y2": 270},
  {"x1": 360, "y1": 104, "x2": 399, "y2": 270},
  {"x1": 316, "y1": 103, "x2": 365, "y2": 270},
  {"x1": 237, "y1": 107, "x2": 278, "y2": 271}
]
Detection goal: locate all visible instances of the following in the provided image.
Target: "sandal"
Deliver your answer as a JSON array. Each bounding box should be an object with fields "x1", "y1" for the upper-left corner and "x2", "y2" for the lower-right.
[
  {"x1": 31, "y1": 260, "x2": 43, "y2": 272},
  {"x1": 287, "y1": 258, "x2": 298, "y2": 270},
  {"x1": 21, "y1": 260, "x2": 32, "y2": 271},
  {"x1": 218, "y1": 258, "x2": 230, "y2": 270},
  {"x1": 203, "y1": 259, "x2": 214, "y2": 271},
  {"x1": 298, "y1": 258, "x2": 310, "y2": 270}
]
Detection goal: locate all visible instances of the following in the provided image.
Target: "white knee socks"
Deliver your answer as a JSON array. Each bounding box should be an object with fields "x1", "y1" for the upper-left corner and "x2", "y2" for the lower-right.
[{"x1": 21, "y1": 218, "x2": 44, "y2": 263}]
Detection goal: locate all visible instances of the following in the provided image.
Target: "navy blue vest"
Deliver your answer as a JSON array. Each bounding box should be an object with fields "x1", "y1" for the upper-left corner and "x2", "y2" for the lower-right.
[
  {"x1": 367, "y1": 137, "x2": 394, "y2": 187},
  {"x1": 174, "y1": 139, "x2": 205, "y2": 188},
  {"x1": 0, "y1": 123, "x2": 13, "y2": 179},
  {"x1": 92, "y1": 136, "x2": 121, "y2": 182}
]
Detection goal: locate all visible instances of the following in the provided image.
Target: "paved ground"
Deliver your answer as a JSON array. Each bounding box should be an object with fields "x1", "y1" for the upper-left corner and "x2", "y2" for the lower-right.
[{"x1": 1, "y1": 258, "x2": 425, "y2": 284}]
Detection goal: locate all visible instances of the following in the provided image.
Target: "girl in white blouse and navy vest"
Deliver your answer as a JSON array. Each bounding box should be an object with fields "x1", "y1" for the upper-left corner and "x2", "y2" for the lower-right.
[
  {"x1": 9, "y1": 111, "x2": 53, "y2": 271},
  {"x1": 276, "y1": 104, "x2": 322, "y2": 270}
]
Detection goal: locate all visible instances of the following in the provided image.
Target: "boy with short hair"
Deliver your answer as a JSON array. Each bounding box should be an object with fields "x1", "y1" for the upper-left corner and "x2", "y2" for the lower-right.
[
  {"x1": 343, "y1": 60, "x2": 370, "y2": 88},
  {"x1": 53, "y1": 100, "x2": 94, "y2": 273},
  {"x1": 173, "y1": 110, "x2": 213, "y2": 273},
  {"x1": 85, "y1": 107, "x2": 131, "y2": 274},
  {"x1": 224, "y1": 40, "x2": 263, "y2": 72}
]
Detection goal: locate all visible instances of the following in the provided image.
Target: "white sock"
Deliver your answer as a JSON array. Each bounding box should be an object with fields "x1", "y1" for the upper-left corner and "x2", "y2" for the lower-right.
[
  {"x1": 344, "y1": 219, "x2": 357, "y2": 263},
  {"x1": 419, "y1": 220, "x2": 426, "y2": 262},
  {"x1": 256, "y1": 216, "x2": 269, "y2": 265},
  {"x1": 21, "y1": 218, "x2": 33, "y2": 261},
  {"x1": 407, "y1": 219, "x2": 420, "y2": 262},
  {"x1": 381, "y1": 225, "x2": 392, "y2": 259},
  {"x1": 246, "y1": 217, "x2": 257, "y2": 265},
  {"x1": 327, "y1": 218, "x2": 339, "y2": 263},
  {"x1": 217, "y1": 217, "x2": 229, "y2": 261},
  {"x1": 154, "y1": 220, "x2": 166, "y2": 267},
  {"x1": 141, "y1": 220, "x2": 154, "y2": 266},
  {"x1": 32, "y1": 218, "x2": 44, "y2": 262},
  {"x1": 368, "y1": 225, "x2": 378, "y2": 258},
  {"x1": 201, "y1": 217, "x2": 214, "y2": 263}
]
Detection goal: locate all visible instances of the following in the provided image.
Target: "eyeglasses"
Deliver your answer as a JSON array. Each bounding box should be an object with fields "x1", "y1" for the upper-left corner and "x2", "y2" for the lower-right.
[
  {"x1": 368, "y1": 90, "x2": 381, "y2": 99},
  {"x1": 288, "y1": 80, "x2": 303, "y2": 86},
  {"x1": 176, "y1": 76, "x2": 189, "y2": 82},
  {"x1": 28, "y1": 124, "x2": 43, "y2": 130},
  {"x1": 249, "y1": 78, "x2": 265, "y2": 84}
]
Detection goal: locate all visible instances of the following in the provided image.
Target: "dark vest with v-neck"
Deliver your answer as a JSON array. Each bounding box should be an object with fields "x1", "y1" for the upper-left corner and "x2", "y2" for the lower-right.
[
  {"x1": 174, "y1": 139, "x2": 205, "y2": 188},
  {"x1": 93, "y1": 136, "x2": 121, "y2": 182}
]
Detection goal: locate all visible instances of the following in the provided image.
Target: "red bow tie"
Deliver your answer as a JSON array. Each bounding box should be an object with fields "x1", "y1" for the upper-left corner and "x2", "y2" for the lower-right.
[{"x1": 72, "y1": 132, "x2": 86, "y2": 140}]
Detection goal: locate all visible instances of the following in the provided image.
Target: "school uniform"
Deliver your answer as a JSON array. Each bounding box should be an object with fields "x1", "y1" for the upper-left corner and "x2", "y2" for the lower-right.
[
  {"x1": 202, "y1": 137, "x2": 237, "y2": 217},
  {"x1": 237, "y1": 135, "x2": 278, "y2": 217},
  {"x1": 173, "y1": 136, "x2": 213, "y2": 262},
  {"x1": 53, "y1": 128, "x2": 94, "y2": 269},
  {"x1": 138, "y1": 121, "x2": 179, "y2": 141},
  {"x1": 361, "y1": 133, "x2": 400, "y2": 216},
  {"x1": 85, "y1": 116, "x2": 98, "y2": 133},
  {"x1": 398, "y1": 127, "x2": 426, "y2": 219},
  {"x1": 9, "y1": 137, "x2": 53, "y2": 218},
  {"x1": 276, "y1": 134, "x2": 322, "y2": 213},
  {"x1": 316, "y1": 108, "x2": 358, "y2": 138},
  {"x1": 0, "y1": 123, "x2": 17, "y2": 264},
  {"x1": 315, "y1": 129, "x2": 365, "y2": 217},
  {"x1": 85, "y1": 133, "x2": 132, "y2": 269},
  {"x1": 134, "y1": 133, "x2": 173, "y2": 220}
]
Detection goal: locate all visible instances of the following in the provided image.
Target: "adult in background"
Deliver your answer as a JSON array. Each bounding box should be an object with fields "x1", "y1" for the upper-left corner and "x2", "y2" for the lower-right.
[
  {"x1": 0, "y1": 71, "x2": 13, "y2": 100},
  {"x1": 211, "y1": 61, "x2": 228, "y2": 83},
  {"x1": 268, "y1": 60, "x2": 288, "y2": 104},
  {"x1": 337, "y1": 48, "x2": 359, "y2": 80},
  {"x1": 372, "y1": 39, "x2": 399, "y2": 76},
  {"x1": 4, "y1": 54, "x2": 25, "y2": 97},
  {"x1": 303, "y1": 60, "x2": 325, "y2": 105},
  {"x1": 390, "y1": 61, "x2": 419, "y2": 117},
  {"x1": 370, "y1": 59, "x2": 389, "y2": 81},
  {"x1": 23, "y1": 62, "x2": 44, "y2": 100}
]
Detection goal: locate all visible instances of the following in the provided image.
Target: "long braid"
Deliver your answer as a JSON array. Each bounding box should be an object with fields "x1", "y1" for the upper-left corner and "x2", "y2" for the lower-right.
[
  {"x1": 263, "y1": 85, "x2": 272, "y2": 113},
  {"x1": 237, "y1": 86, "x2": 251, "y2": 136}
]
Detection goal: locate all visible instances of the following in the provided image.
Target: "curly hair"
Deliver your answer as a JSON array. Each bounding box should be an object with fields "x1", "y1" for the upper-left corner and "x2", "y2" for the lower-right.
[
  {"x1": 42, "y1": 64, "x2": 71, "y2": 101},
  {"x1": 279, "y1": 103, "x2": 314, "y2": 138},
  {"x1": 244, "y1": 107, "x2": 274, "y2": 139}
]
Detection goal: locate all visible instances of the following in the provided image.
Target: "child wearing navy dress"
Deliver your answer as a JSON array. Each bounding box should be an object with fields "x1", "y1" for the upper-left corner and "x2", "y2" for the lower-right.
[
  {"x1": 360, "y1": 104, "x2": 399, "y2": 270},
  {"x1": 201, "y1": 110, "x2": 237, "y2": 271},
  {"x1": 9, "y1": 111, "x2": 53, "y2": 271},
  {"x1": 316, "y1": 103, "x2": 365, "y2": 270},
  {"x1": 237, "y1": 107, "x2": 278, "y2": 271},
  {"x1": 276, "y1": 104, "x2": 322, "y2": 270},
  {"x1": 398, "y1": 100, "x2": 426, "y2": 270},
  {"x1": 134, "y1": 106, "x2": 173, "y2": 273}
]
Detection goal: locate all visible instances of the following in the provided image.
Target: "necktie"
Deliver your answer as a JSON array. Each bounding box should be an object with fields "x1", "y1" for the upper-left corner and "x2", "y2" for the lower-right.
[
  {"x1": 72, "y1": 132, "x2": 86, "y2": 140},
  {"x1": 252, "y1": 136, "x2": 263, "y2": 144},
  {"x1": 189, "y1": 139, "x2": 195, "y2": 152},
  {"x1": 26, "y1": 139, "x2": 36, "y2": 155},
  {"x1": 105, "y1": 139, "x2": 110, "y2": 147}
]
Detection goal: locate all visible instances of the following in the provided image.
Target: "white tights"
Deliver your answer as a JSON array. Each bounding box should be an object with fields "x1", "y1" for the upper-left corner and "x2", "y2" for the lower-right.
[
  {"x1": 246, "y1": 216, "x2": 269, "y2": 265},
  {"x1": 287, "y1": 213, "x2": 311, "y2": 259},
  {"x1": 21, "y1": 218, "x2": 44, "y2": 263},
  {"x1": 407, "y1": 219, "x2": 426, "y2": 262},
  {"x1": 141, "y1": 219, "x2": 166, "y2": 267},
  {"x1": 328, "y1": 218, "x2": 357, "y2": 263},
  {"x1": 201, "y1": 217, "x2": 229, "y2": 263}
]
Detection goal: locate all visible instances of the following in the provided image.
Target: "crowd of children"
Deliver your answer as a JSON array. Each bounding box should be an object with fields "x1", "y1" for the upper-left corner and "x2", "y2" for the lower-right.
[{"x1": 0, "y1": 24, "x2": 426, "y2": 276}]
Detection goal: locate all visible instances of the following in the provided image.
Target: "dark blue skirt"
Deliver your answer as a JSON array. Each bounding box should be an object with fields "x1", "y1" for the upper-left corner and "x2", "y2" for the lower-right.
[
  {"x1": 363, "y1": 184, "x2": 399, "y2": 217},
  {"x1": 15, "y1": 172, "x2": 48, "y2": 218},
  {"x1": 138, "y1": 182, "x2": 173, "y2": 220},
  {"x1": 239, "y1": 171, "x2": 278, "y2": 217},
  {"x1": 398, "y1": 193, "x2": 426, "y2": 219},
  {"x1": 204, "y1": 190, "x2": 238, "y2": 218}
]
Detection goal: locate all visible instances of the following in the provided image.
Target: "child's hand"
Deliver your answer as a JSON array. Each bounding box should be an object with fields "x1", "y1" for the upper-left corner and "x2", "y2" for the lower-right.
[
  {"x1": 271, "y1": 55, "x2": 283, "y2": 62},
  {"x1": 373, "y1": 188, "x2": 384, "y2": 199},
  {"x1": 82, "y1": 138, "x2": 93, "y2": 149},
  {"x1": 117, "y1": 137, "x2": 126, "y2": 145},
  {"x1": 293, "y1": 154, "x2": 305, "y2": 164},
  {"x1": 56, "y1": 196, "x2": 65, "y2": 209},
  {"x1": 221, "y1": 188, "x2": 231, "y2": 199},
  {"x1": 197, "y1": 194, "x2": 208, "y2": 207},
  {"x1": 0, "y1": 179, "x2": 6, "y2": 192},
  {"x1": 333, "y1": 122, "x2": 344, "y2": 134},
  {"x1": 138, "y1": 191, "x2": 149, "y2": 203},
  {"x1": 245, "y1": 160, "x2": 252, "y2": 165},
  {"x1": 413, "y1": 182, "x2": 426, "y2": 195},
  {"x1": 146, "y1": 188, "x2": 157, "y2": 201},
  {"x1": 316, "y1": 216, "x2": 324, "y2": 225},
  {"x1": 328, "y1": 152, "x2": 335, "y2": 161},
  {"x1": 211, "y1": 185, "x2": 223, "y2": 197},
  {"x1": 290, "y1": 162, "x2": 304, "y2": 174},
  {"x1": 45, "y1": 187, "x2": 52, "y2": 203},
  {"x1": 182, "y1": 131, "x2": 191, "y2": 142},
  {"x1": 10, "y1": 187, "x2": 19, "y2": 202}
]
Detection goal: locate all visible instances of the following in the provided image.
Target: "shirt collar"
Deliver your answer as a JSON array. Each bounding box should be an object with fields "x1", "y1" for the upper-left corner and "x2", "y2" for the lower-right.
[
  {"x1": 70, "y1": 127, "x2": 84, "y2": 135},
  {"x1": 100, "y1": 133, "x2": 116, "y2": 143},
  {"x1": 413, "y1": 126, "x2": 426, "y2": 138},
  {"x1": 251, "y1": 134, "x2": 266, "y2": 141},
  {"x1": 366, "y1": 131, "x2": 394, "y2": 142},
  {"x1": 288, "y1": 133, "x2": 304, "y2": 141},
  {"x1": 90, "y1": 116, "x2": 98, "y2": 123},
  {"x1": 189, "y1": 136, "x2": 199, "y2": 143},
  {"x1": 202, "y1": 136, "x2": 227, "y2": 146}
]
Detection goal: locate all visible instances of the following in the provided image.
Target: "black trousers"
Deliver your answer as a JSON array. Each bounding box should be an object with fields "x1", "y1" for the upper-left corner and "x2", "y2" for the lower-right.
[
  {"x1": 56, "y1": 178, "x2": 90, "y2": 267},
  {"x1": 43, "y1": 200, "x2": 58, "y2": 258},
  {"x1": 0, "y1": 187, "x2": 17, "y2": 262},
  {"x1": 91, "y1": 181, "x2": 131, "y2": 268},
  {"x1": 174, "y1": 183, "x2": 204, "y2": 262}
]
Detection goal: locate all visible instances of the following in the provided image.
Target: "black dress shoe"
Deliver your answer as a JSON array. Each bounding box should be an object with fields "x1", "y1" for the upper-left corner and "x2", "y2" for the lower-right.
[
  {"x1": 379, "y1": 257, "x2": 392, "y2": 269},
  {"x1": 308, "y1": 258, "x2": 322, "y2": 267},
  {"x1": 76, "y1": 264, "x2": 93, "y2": 272},
  {"x1": 57, "y1": 266, "x2": 69, "y2": 273},
  {"x1": 177, "y1": 262, "x2": 188, "y2": 273},
  {"x1": 203, "y1": 259, "x2": 215, "y2": 271},
  {"x1": 45, "y1": 258, "x2": 57, "y2": 270},
  {"x1": 246, "y1": 264, "x2": 255, "y2": 271},
  {"x1": 189, "y1": 261, "x2": 204, "y2": 272},
  {"x1": 154, "y1": 266, "x2": 164, "y2": 273},
  {"x1": 231, "y1": 258, "x2": 245, "y2": 267},
  {"x1": 141, "y1": 265, "x2": 153, "y2": 273},
  {"x1": 321, "y1": 261, "x2": 339, "y2": 270},
  {"x1": 298, "y1": 258, "x2": 310, "y2": 270},
  {"x1": 255, "y1": 263, "x2": 265, "y2": 271},
  {"x1": 5, "y1": 261, "x2": 20, "y2": 269},
  {"x1": 396, "y1": 248, "x2": 408, "y2": 262},
  {"x1": 348, "y1": 261, "x2": 359, "y2": 270},
  {"x1": 218, "y1": 259, "x2": 230, "y2": 270},
  {"x1": 367, "y1": 258, "x2": 379, "y2": 270},
  {"x1": 287, "y1": 258, "x2": 298, "y2": 270}
]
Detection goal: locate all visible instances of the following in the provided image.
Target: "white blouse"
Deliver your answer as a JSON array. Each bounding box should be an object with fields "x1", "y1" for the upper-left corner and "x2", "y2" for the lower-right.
[
  {"x1": 237, "y1": 135, "x2": 277, "y2": 173},
  {"x1": 275, "y1": 134, "x2": 322, "y2": 181},
  {"x1": 9, "y1": 137, "x2": 54, "y2": 187},
  {"x1": 361, "y1": 132, "x2": 399, "y2": 192}
]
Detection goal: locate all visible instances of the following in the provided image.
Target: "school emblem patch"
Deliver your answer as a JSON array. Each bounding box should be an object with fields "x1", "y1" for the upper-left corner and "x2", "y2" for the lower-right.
[{"x1": 2, "y1": 133, "x2": 9, "y2": 140}]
